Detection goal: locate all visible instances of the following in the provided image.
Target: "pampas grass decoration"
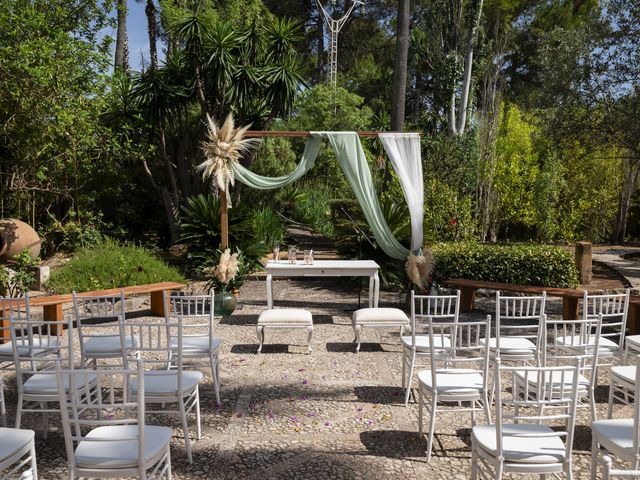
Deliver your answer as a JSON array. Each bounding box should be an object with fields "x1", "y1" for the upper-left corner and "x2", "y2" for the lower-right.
[
  {"x1": 214, "y1": 248, "x2": 239, "y2": 287},
  {"x1": 198, "y1": 113, "x2": 260, "y2": 206},
  {"x1": 405, "y1": 249, "x2": 434, "y2": 291}
]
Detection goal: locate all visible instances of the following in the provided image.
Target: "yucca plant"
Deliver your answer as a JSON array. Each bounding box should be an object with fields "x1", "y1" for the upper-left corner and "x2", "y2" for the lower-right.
[{"x1": 180, "y1": 194, "x2": 251, "y2": 263}]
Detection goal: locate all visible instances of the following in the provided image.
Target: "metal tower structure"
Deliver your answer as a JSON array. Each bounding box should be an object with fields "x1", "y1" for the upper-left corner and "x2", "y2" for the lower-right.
[{"x1": 316, "y1": 0, "x2": 364, "y2": 87}]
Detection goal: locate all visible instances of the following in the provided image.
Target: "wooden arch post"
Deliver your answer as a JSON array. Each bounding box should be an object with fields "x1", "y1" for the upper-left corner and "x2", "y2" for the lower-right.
[{"x1": 220, "y1": 190, "x2": 229, "y2": 250}]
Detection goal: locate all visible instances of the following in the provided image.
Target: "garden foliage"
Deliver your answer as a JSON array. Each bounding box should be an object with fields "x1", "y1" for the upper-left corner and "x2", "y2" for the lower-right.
[
  {"x1": 431, "y1": 242, "x2": 579, "y2": 288},
  {"x1": 180, "y1": 194, "x2": 271, "y2": 267},
  {"x1": 46, "y1": 239, "x2": 185, "y2": 293},
  {"x1": 0, "y1": 249, "x2": 40, "y2": 297}
]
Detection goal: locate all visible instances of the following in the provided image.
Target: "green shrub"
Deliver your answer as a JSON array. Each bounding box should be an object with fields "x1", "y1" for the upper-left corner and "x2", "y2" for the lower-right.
[
  {"x1": 46, "y1": 239, "x2": 185, "y2": 293},
  {"x1": 291, "y1": 182, "x2": 335, "y2": 236},
  {"x1": 0, "y1": 248, "x2": 40, "y2": 297},
  {"x1": 179, "y1": 194, "x2": 268, "y2": 268},
  {"x1": 332, "y1": 196, "x2": 411, "y2": 288},
  {"x1": 431, "y1": 242, "x2": 579, "y2": 288},
  {"x1": 252, "y1": 206, "x2": 285, "y2": 247},
  {"x1": 40, "y1": 211, "x2": 112, "y2": 255}
]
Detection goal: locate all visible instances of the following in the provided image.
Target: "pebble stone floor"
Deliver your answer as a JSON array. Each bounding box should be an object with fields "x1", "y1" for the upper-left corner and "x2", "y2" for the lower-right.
[{"x1": 1, "y1": 278, "x2": 633, "y2": 479}]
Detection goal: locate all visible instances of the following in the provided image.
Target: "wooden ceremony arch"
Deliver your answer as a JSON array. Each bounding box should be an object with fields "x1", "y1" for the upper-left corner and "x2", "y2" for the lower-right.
[{"x1": 220, "y1": 130, "x2": 418, "y2": 250}]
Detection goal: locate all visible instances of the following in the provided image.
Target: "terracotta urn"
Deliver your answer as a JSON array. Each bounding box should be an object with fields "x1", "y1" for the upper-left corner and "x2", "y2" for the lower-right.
[{"x1": 0, "y1": 218, "x2": 41, "y2": 261}]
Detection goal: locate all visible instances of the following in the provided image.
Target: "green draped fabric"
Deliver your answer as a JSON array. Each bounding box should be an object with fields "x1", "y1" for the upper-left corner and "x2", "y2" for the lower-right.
[
  {"x1": 311, "y1": 132, "x2": 409, "y2": 260},
  {"x1": 231, "y1": 132, "x2": 410, "y2": 260},
  {"x1": 232, "y1": 137, "x2": 323, "y2": 189}
]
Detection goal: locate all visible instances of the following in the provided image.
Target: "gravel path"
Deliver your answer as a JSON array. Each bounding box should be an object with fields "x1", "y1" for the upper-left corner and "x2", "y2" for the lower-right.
[{"x1": 1, "y1": 279, "x2": 633, "y2": 479}]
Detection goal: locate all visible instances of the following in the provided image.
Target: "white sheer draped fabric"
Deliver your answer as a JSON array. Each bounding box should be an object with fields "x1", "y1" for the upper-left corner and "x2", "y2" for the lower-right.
[{"x1": 378, "y1": 133, "x2": 424, "y2": 254}]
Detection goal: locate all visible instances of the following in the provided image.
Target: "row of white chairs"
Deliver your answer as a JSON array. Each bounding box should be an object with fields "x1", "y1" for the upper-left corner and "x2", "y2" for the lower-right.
[
  {"x1": 401, "y1": 288, "x2": 632, "y2": 478},
  {"x1": 403, "y1": 289, "x2": 631, "y2": 406},
  {"x1": 0, "y1": 291, "x2": 221, "y2": 478}
]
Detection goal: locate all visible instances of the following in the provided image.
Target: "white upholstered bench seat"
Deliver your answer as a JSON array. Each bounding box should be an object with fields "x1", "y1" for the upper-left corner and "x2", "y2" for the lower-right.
[
  {"x1": 257, "y1": 309, "x2": 313, "y2": 354},
  {"x1": 352, "y1": 307, "x2": 409, "y2": 352}
]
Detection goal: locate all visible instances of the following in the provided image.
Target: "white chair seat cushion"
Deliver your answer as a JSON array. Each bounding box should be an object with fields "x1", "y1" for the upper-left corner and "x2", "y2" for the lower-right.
[
  {"x1": 626, "y1": 335, "x2": 640, "y2": 350},
  {"x1": 75, "y1": 425, "x2": 171, "y2": 469},
  {"x1": 418, "y1": 369, "x2": 484, "y2": 396},
  {"x1": 352, "y1": 308, "x2": 409, "y2": 325},
  {"x1": 84, "y1": 335, "x2": 138, "y2": 355},
  {"x1": 611, "y1": 365, "x2": 636, "y2": 384},
  {"x1": 0, "y1": 338, "x2": 59, "y2": 360},
  {"x1": 514, "y1": 369, "x2": 590, "y2": 395},
  {"x1": 592, "y1": 419, "x2": 635, "y2": 458},
  {"x1": 24, "y1": 371, "x2": 97, "y2": 395},
  {"x1": 555, "y1": 335, "x2": 618, "y2": 353},
  {"x1": 481, "y1": 337, "x2": 537, "y2": 355},
  {"x1": 472, "y1": 423, "x2": 566, "y2": 464},
  {"x1": 401, "y1": 335, "x2": 450, "y2": 352},
  {"x1": 258, "y1": 309, "x2": 312, "y2": 326},
  {"x1": 169, "y1": 335, "x2": 220, "y2": 353},
  {"x1": 0, "y1": 427, "x2": 34, "y2": 460},
  {"x1": 131, "y1": 370, "x2": 203, "y2": 396}
]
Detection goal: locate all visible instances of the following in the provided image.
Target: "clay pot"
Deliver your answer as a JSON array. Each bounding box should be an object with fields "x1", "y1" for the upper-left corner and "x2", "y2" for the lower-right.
[{"x1": 0, "y1": 219, "x2": 41, "y2": 261}]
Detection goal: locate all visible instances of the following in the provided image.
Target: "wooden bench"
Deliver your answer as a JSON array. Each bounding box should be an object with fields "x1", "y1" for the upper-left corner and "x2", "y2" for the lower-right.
[
  {"x1": 443, "y1": 279, "x2": 584, "y2": 319},
  {"x1": 446, "y1": 278, "x2": 640, "y2": 335},
  {"x1": 628, "y1": 296, "x2": 640, "y2": 335},
  {"x1": 0, "y1": 281, "x2": 186, "y2": 342}
]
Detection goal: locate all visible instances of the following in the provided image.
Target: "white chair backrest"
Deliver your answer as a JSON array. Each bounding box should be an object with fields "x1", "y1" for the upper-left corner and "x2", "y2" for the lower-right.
[
  {"x1": 0, "y1": 295, "x2": 30, "y2": 358},
  {"x1": 495, "y1": 359, "x2": 580, "y2": 465},
  {"x1": 123, "y1": 314, "x2": 187, "y2": 395},
  {"x1": 427, "y1": 315, "x2": 491, "y2": 385},
  {"x1": 582, "y1": 289, "x2": 630, "y2": 347},
  {"x1": 56, "y1": 359, "x2": 145, "y2": 475},
  {"x1": 166, "y1": 292, "x2": 215, "y2": 350},
  {"x1": 544, "y1": 315, "x2": 602, "y2": 388},
  {"x1": 10, "y1": 303, "x2": 68, "y2": 394},
  {"x1": 495, "y1": 291, "x2": 545, "y2": 343},
  {"x1": 410, "y1": 290, "x2": 460, "y2": 347},
  {"x1": 72, "y1": 292, "x2": 126, "y2": 362}
]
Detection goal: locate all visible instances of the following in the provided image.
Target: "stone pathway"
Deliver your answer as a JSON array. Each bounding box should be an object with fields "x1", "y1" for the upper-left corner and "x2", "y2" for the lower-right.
[
  {"x1": 1, "y1": 279, "x2": 632, "y2": 479},
  {"x1": 593, "y1": 247, "x2": 640, "y2": 291}
]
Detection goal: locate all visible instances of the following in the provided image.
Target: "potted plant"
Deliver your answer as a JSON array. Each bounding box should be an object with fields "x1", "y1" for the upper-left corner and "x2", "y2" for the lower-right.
[{"x1": 202, "y1": 248, "x2": 246, "y2": 315}]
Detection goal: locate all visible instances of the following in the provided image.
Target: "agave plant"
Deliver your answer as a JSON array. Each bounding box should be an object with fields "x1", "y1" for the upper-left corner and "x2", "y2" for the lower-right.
[{"x1": 198, "y1": 113, "x2": 260, "y2": 204}]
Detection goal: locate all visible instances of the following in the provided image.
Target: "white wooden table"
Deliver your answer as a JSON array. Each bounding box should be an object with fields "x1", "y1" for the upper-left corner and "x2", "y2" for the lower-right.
[{"x1": 265, "y1": 260, "x2": 380, "y2": 309}]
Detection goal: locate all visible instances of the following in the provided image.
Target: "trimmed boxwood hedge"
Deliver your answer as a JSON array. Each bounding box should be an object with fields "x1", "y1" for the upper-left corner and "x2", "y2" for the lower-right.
[
  {"x1": 431, "y1": 242, "x2": 579, "y2": 288},
  {"x1": 46, "y1": 239, "x2": 185, "y2": 293}
]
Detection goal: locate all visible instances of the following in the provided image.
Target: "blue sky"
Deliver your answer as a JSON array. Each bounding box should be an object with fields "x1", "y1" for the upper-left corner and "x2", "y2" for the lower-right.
[{"x1": 106, "y1": 1, "x2": 165, "y2": 72}]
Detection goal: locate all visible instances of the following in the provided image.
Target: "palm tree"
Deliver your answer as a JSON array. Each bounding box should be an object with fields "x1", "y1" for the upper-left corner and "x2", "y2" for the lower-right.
[
  {"x1": 135, "y1": 0, "x2": 158, "y2": 70},
  {"x1": 391, "y1": 0, "x2": 410, "y2": 132},
  {"x1": 114, "y1": 0, "x2": 129, "y2": 72}
]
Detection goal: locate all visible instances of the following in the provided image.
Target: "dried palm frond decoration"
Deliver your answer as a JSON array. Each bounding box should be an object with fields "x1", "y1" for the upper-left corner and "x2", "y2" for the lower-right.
[
  {"x1": 198, "y1": 113, "x2": 260, "y2": 205},
  {"x1": 405, "y1": 249, "x2": 434, "y2": 291}
]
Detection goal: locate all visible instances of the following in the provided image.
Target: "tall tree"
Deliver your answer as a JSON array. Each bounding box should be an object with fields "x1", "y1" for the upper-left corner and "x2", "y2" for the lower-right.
[
  {"x1": 0, "y1": 0, "x2": 112, "y2": 226},
  {"x1": 137, "y1": 0, "x2": 158, "y2": 70},
  {"x1": 446, "y1": 0, "x2": 483, "y2": 136},
  {"x1": 535, "y1": 0, "x2": 639, "y2": 243},
  {"x1": 390, "y1": 0, "x2": 410, "y2": 131},
  {"x1": 114, "y1": 0, "x2": 129, "y2": 71},
  {"x1": 111, "y1": 1, "x2": 305, "y2": 241}
]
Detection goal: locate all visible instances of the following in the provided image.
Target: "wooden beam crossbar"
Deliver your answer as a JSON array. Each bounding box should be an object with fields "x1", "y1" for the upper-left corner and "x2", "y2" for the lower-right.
[{"x1": 244, "y1": 131, "x2": 418, "y2": 138}]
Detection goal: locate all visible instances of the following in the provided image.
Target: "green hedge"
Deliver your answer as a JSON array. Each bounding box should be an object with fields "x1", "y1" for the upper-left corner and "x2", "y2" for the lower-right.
[
  {"x1": 47, "y1": 239, "x2": 185, "y2": 293},
  {"x1": 431, "y1": 242, "x2": 579, "y2": 288}
]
